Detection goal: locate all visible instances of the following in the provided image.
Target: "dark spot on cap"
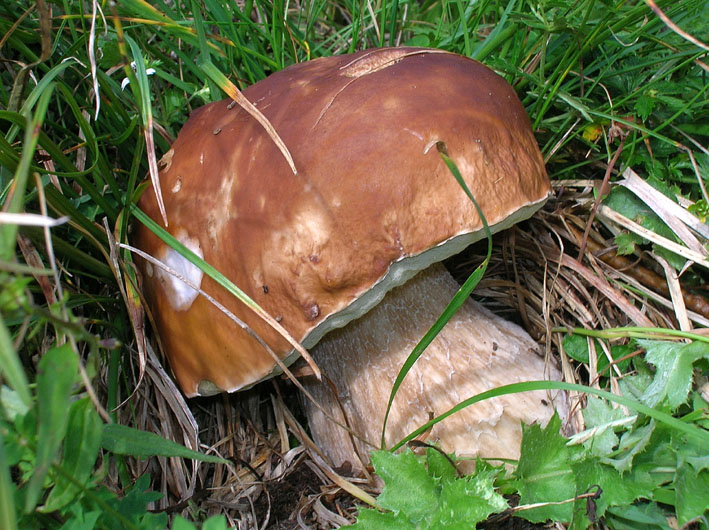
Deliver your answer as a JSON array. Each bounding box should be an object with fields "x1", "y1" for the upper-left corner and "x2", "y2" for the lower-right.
[
  {"x1": 305, "y1": 303, "x2": 320, "y2": 321},
  {"x1": 262, "y1": 285, "x2": 269, "y2": 294}
]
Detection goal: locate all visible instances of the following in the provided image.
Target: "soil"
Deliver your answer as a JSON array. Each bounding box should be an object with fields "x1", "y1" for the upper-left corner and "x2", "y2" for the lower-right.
[{"x1": 252, "y1": 458, "x2": 328, "y2": 529}]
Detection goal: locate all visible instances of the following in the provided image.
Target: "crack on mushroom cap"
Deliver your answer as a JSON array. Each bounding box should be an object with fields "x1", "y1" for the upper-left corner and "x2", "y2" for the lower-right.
[{"x1": 339, "y1": 48, "x2": 409, "y2": 78}]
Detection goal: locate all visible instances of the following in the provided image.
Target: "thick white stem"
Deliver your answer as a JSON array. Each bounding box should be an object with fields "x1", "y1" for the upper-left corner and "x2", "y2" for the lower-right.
[{"x1": 302, "y1": 263, "x2": 565, "y2": 471}]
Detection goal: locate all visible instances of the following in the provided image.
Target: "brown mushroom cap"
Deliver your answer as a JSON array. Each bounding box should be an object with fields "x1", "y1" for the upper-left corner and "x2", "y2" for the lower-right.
[{"x1": 134, "y1": 47, "x2": 551, "y2": 397}]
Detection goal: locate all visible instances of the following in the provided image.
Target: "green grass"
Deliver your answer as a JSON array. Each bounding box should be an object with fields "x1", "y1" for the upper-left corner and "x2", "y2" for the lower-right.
[{"x1": 1, "y1": 0, "x2": 708, "y2": 527}]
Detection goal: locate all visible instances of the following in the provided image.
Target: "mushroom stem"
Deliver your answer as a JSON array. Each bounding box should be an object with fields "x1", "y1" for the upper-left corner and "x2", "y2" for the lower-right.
[{"x1": 302, "y1": 262, "x2": 565, "y2": 471}]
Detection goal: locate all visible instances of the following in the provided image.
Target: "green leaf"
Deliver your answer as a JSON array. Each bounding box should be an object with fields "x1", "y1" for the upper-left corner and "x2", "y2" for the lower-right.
[
  {"x1": 101, "y1": 424, "x2": 228, "y2": 463},
  {"x1": 606, "y1": 502, "x2": 674, "y2": 529},
  {"x1": 562, "y1": 336, "x2": 632, "y2": 374},
  {"x1": 638, "y1": 339, "x2": 709, "y2": 409},
  {"x1": 370, "y1": 450, "x2": 439, "y2": 523},
  {"x1": 570, "y1": 459, "x2": 650, "y2": 529},
  {"x1": 0, "y1": 432, "x2": 17, "y2": 530},
  {"x1": 562, "y1": 334, "x2": 590, "y2": 363},
  {"x1": 425, "y1": 449, "x2": 457, "y2": 484},
  {"x1": 0, "y1": 317, "x2": 31, "y2": 411},
  {"x1": 349, "y1": 508, "x2": 416, "y2": 529},
  {"x1": 604, "y1": 187, "x2": 676, "y2": 243},
  {"x1": 674, "y1": 465, "x2": 709, "y2": 526},
  {"x1": 615, "y1": 232, "x2": 639, "y2": 255},
  {"x1": 635, "y1": 93, "x2": 655, "y2": 121},
  {"x1": 514, "y1": 415, "x2": 575, "y2": 523},
  {"x1": 581, "y1": 396, "x2": 628, "y2": 456},
  {"x1": 0, "y1": 385, "x2": 30, "y2": 422},
  {"x1": 42, "y1": 398, "x2": 103, "y2": 512},
  {"x1": 57, "y1": 504, "x2": 102, "y2": 530},
  {"x1": 172, "y1": 516, "x2": 197, "y2": 530},
  {"x1": 431, "y1": 468, "x2": 508, "y2": 528},
  {"x1": 602, "y1": 421, "x2": 655, "y2": 474},
  {"x1": 202, "y1": 515, "x2": 229, "y2": 530},
  {"x1": 25, "y1": 343, "x2": 79, "y2": 513},
  {"x1": 102, "y1": 474, "x2": 167, "y2": 529}
]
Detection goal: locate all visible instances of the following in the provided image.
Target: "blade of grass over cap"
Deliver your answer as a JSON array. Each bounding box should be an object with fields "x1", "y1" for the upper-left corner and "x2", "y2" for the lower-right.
[
  {"x1": 199, "y1": 61, "x2": 298, "y2": 175},
  {"x1": 124, "y1": 35, "x2": 167, "y2": 227},
  {"x1": 130, "y1": 205, "x2": 320, "y2": 380},
  {"x1": 380, "y1": 144, "x2": 493, "y2": 448}
]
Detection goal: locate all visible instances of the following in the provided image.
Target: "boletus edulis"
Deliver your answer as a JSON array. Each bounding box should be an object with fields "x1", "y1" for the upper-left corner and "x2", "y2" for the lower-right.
[{"x1": 134, "y1": 47, "x2": 566, "y2": 472}]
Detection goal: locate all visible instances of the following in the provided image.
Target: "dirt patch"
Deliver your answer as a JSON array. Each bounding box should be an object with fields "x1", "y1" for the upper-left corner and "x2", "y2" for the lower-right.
[{"x1": 253, "y1": 458, "x2": 324, "y2": 529}]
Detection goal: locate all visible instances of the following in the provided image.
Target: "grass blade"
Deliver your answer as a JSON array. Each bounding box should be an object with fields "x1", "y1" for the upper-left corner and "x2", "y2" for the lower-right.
[
  {"x1": 130, "y1": 205, "x2": 320, "y2": 378},
  {"x1": 199, "y1": 60, "x2": 298, "y2": 175},
  {"x1": 0, "y1": 84, "x2": 54, "y2": 262},
  {"x1": 0, "y1": 317, "x2": 31, "y2": 409},
  {"x1": 24, "y1": 343, "x2": 78, "y2": 513},
  {"x1": 380, "y1": 144, "x2": 493, "y2": 448},
  {"x1": 42, "y1": 398, "x2": 103, "y2": 512},
  {"x1": 390, "y1": 380, "x2": 709, "y2": 451},
  {"x1": 0, "y1": 429, "x2": 17, "y2": 530},
  {"x1": 101, "y1": 424, "x2": 228, "y2": 463}
]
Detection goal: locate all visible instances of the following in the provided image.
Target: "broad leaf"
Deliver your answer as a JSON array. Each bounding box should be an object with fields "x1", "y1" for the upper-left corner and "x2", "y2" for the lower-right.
[
  {"x1": 514, "y1": 415, "x2": 575, "y2": 523},
  {"x1": 370, "y1": 450, "x2": 439, "y2": 523},
  {"x1": 431, "y1": 467, "x2": 508, "y2": 528},
  {"x1": 638, "y1": 340, "x2": 709, "y2": 409},
  {"x1": 674, "y1": 465, "x2": 709, "y2": 526}
]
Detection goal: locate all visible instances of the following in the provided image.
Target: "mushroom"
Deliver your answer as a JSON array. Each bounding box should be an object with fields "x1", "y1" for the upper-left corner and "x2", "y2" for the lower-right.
[{"x1": 134, "y1": 47, "x2": 565, "y2": 471}]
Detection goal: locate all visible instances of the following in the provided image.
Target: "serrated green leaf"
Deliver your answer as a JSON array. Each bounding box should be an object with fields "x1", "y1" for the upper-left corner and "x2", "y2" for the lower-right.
[
  {"x1": 370, "y1": 450, "x2": 439, "y2": 523},
  {"x1": 581, "y1": 397, "x2": 628, "y2": 456},
  {"x1": 104, "y1": 474, "x2": 166, "y2": 530},
  {"x1": 570, "y1": 459, "x2": 650, "y2": 529},
  {"x1": 675, "y1": 465, "x2": 709, "y2": 526},
  {"x1": 606, "y1": 502, "x2": 674, "y2": 529},
  {"x1": 349, "y1": 507, "x2": 416, "y2": 529},
  {"x1": 602, "y1": 421, "x2": 655, "y2": 474},
  {"x1": 635, "y1": 94, "x2": 655, "y2": 121},
  {"x1": 101, "y1": 424, "x2": 227, "y2": 463},
  {"x1": 426, "y1": 448, "x2": 457, "y2": 484},
  {"x1": 432, "y1": 468, "x2": 508, "y2": 528},
  {"x1": 638, "y1": 340, "x2": 709, "y2": 409},
  {"x1": 42, "y1": 398, "x2": 103, "y2": 512},
  {"x1": 514, "y1": 415, "x2": 575, "y2": 523},
  {"x1": 25, "y1": 344, "x2": 78, "y2": 513}
]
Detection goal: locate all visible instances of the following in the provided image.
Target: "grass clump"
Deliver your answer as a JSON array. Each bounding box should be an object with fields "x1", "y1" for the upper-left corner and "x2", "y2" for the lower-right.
[{"x1": 1, "y1": 0, "x2": 708, "y2": 527}]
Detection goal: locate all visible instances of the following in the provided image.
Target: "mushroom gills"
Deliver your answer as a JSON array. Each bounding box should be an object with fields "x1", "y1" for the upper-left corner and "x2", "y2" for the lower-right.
[{"x1": 302, "y1": 262, "x2": 566, "y2": 471}]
